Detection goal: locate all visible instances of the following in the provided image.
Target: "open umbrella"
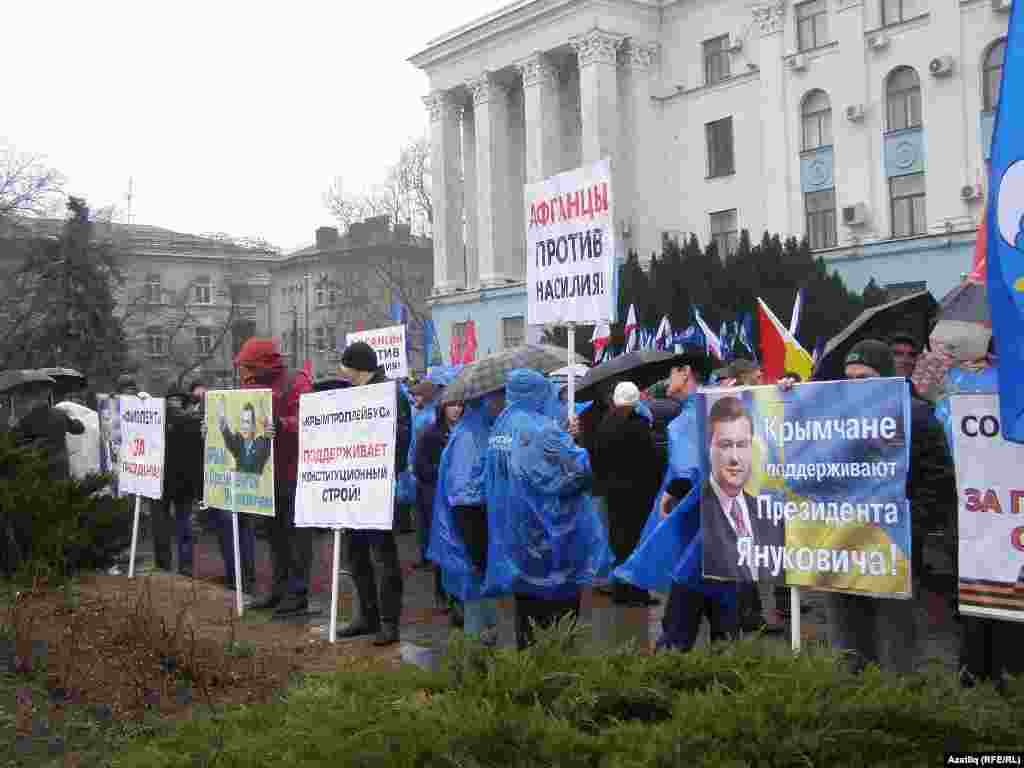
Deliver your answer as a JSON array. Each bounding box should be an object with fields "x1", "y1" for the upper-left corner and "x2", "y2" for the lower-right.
[
  {"x1": 929, "y1": 218, "x2": 991, "y2": 363},
  {"x1": 549, "y1": 364, "x2": 590, "y2": 386},
  {"x1": 36, "y1": 367, "x2": 87, "y2": 397},
  {"x1": 442, "y1": 345, "x2": 585, "y2": 402},
  {"x1": 0, "y1": 369, "x2": 56, "y2": 396},
  {"x1": 812, "y1": 290, "x2": 937, "y2": 382},
  {"x1": 575, "y1": 348, "x2": 713, "y2": 402}
]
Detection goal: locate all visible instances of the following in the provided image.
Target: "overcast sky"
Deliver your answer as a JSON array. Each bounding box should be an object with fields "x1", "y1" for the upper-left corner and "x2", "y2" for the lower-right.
[{"x1": 4, "y1": 1, "x2": 509, "y2": 251}]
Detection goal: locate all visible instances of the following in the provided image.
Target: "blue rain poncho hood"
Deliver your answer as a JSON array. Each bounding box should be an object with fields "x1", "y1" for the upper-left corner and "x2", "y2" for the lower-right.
[
  {"x1": 427, "y1": 398, "x2": 495, "y2": 600},
  {"x1": 481, "y1": 368, "x2": 613, "y2": 599}
]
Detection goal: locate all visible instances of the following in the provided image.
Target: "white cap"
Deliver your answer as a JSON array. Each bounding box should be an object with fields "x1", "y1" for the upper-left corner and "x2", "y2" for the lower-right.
[{"x1": 613, "y1": 381, "x2": 640, "y2": 407}]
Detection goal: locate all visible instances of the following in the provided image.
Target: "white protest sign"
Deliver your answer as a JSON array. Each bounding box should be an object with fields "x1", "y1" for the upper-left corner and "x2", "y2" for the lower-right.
[
  {"x1": 117, "y1": 395, "x2": 165, "y2": 500},
  {"x1": 294, "y1": 381, "x2": 397, "y2": 530},
  {"x1": 346, "y1": 325, "x2": 408, "y2": 380},
  {"x1": 525, "y1": 158, "x2": 617, "y2": 326},
  {"x1": 952, "y1": 394, "x2": 1024, "y2": 623}
]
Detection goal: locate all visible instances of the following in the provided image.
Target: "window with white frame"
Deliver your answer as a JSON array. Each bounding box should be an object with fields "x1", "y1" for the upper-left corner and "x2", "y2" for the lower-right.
[
  {"x1": 144, "y1": 274, "x2": 162, "y2": 304},
  {"x1": 195, "y1": 326, "x2": 214, "y2": 356},
  {"x1": 314, "y1": 325, "x2": 327, "y2": 352},
  {"x1": 192, "y1": 276, "x2": 213, "y2": 305},
  {"x1": 880, "y1": 0, "x2": 919, "y2": 27},
  {"x1": 805, "y1": 189, "x2": 837, "y2": 250},
  {"x1": 886, "y1": 66, "x2": 922, "y2": 131},
  {"x1": 703, "y1": 35, "x2": 730, "y2": 86},
  {"x1": 502, "y1": 317, "x2": 525, "y2": 350},
  {"x1": 801, "y1": 90, "x2": 832, "y2": 151},
  {"x1": 315, "y1": 283, "x2": 327, "y2": 307},
  {"x1": 796, "y1": 0, "x2": 828, "y2": 51},
  {"x1": 326, "y1": 325, "x2": 337, "y2": 352},
  {"x1": 146, "y1": 326, "x2": 166, "y2": 357},
  {"x1": 710, "y1": 209, "x2": 739, "y2": 257},
  {"x1": 706, "y1": 117, "x2": 735, "y2": 178},
  {"x1": 890, "y1": 173, "x2": 927, "y2": 237},
  {"x1": 983, "y1": 39, "x2": 1007, "y2": 113}
]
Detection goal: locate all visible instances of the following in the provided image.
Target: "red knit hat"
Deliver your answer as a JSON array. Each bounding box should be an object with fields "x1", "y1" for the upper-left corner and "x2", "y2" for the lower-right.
[{"x1": 234, "y1": 338, "x2": 285, "y2": 375}]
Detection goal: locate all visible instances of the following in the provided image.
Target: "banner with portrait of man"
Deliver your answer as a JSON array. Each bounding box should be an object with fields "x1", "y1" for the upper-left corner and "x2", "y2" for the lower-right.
[
  {"x1": 203, "y1": 389, "x2": 276, "y2": 516},
  {"x1": 698, "y1": 379, "x2": 912, "y2": 597}
]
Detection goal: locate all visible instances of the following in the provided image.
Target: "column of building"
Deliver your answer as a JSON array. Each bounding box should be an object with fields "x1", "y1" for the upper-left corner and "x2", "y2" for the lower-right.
[{"x1": 425, "y1": 90, "x2": 465, "y2": 294}]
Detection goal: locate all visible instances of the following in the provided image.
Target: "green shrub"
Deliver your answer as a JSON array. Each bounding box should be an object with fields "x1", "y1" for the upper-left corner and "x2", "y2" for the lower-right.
[
  {"x1": 0, "y1": 431, "x2": 132, "y2": 583},
  {"x1": 109, "y1": 621, "x2": 1024, "y2": 768}
]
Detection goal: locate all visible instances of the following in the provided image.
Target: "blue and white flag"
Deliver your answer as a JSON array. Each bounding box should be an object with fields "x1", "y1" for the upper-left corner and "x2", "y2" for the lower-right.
[
  {"x1": 988, "y1": 0, "x2": 1024, "y2": 443},
  {"x1": 789, "y1": 287, "x2": 805, "y2": 338},
  {"x1": 738, "y1": 313, "x2": 757, "y2": 361}
]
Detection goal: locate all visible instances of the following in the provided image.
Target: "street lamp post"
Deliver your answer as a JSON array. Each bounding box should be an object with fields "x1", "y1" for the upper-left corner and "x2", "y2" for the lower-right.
[{"x1": 304, "y1": 267, "x2": 311, "y2": 371}]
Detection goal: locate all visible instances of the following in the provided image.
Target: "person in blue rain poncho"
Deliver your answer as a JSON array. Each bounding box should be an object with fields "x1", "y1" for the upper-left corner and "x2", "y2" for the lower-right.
[
  {"x1": 427, "y1": 391, "x2": 505, "y2": 644},
  {"x1": 481, "y1": 368, "x2": 614, "y2": 650},
  {"x1": 613, "y1": 350, "x2": 739, "y2": 652}
]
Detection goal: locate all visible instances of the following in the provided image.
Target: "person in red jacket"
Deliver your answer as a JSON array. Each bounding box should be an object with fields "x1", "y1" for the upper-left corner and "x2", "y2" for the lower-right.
[{"x1": 234, "y1": 338, "x2": 314, "y2": 617}]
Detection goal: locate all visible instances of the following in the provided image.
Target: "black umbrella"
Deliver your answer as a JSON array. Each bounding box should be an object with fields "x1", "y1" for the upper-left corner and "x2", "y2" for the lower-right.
[
  {"x1": 0, "y1": 369, "x2": 56, "y2": 396},
  {"x1": 812, "y1": 290, "x2": 937, "y2": 382},
  {"x1": 36, "y1": 367, "x2": 87, "y2": 399},
  {"x1": 575, "y1": 348, "x2": 713, "y2": 402},
  {"x1": 314, "y1": 378, "x2": 352, "y2": 392}
]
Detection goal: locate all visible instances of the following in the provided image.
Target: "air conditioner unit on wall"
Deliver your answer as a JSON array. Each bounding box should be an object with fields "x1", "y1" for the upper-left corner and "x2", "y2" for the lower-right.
[
  {"x1": 929, "y1": 55, "x2": 954, "y2": 77},
  {"x1": 961, "y1": 184, "x2": 982, "y2": 201},
  {"x1": 867, "y1": 32, "x2": 889, "y2": 50},
  {"x1": 842, "y1": 203, "x2": 868, "y2": 226},
  {"x1": 993, "y1": 0, "x2": 1012, "y2": 13},
  {"x1": 788, "y1": 53, "x2": 808, "y2": 71},
  {"x1": 845, "y1": 104, "x2": 865, "y2": 122}
]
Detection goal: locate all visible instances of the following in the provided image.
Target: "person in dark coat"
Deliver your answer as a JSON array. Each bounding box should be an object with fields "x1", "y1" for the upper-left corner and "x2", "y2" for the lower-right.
[
  {"x1": 592, "y1": 382, "x2": 661, "y2": 606},
  {"x1": 335, "y1": 342, "x2": 412, "y2": 646},
  {"x1": 13, "y1": 384, "x2": 85, "y2": 482},
  {"x1": 414, "y1": 398, "x2": 464, "y2": 611},
  {"x1": 152, "y1": 392, "x2": 201, "y2": 576}
]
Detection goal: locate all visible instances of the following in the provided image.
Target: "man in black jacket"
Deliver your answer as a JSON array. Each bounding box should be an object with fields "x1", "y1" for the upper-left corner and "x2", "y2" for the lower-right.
[
  {"x1": 335, "y1": 342, "x2": 412, "y2": 646},
  {"x1": 152, "y1": 392, "x2": 201, "y2": 577}
]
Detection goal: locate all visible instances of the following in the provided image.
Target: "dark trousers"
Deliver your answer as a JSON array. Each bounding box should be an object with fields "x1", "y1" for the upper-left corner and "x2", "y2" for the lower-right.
[
  {"x1": 658, "y1": 584, "x2": 738, "y2": 652},
  {"x1": 206, "y1": 508, "x2": 255, "y2": 591},
  {"x1": 415, "y1": 483, "x2": 435, "y2": 562},
  {"x1": 607, "y1": 493, "x2": 652, "y2": 605},
  {"x1": 514, "y1": 592, "x2": 581, "y2": 650},
  {"x1": 960, "y1": 615, "x2": 1024, "y2": 681},
  {"x1": 348, "y1": 520, "x2": 404, "y2": 628},
  {"x1": 267, "y1": 480, "x2": 313, "y2": 598},
  {"x1": 152, "y1": 497, "x2": 195, "y2": 574},
  {"x1": 455, "y1": 504, "x2": 488, "y2": 574}
]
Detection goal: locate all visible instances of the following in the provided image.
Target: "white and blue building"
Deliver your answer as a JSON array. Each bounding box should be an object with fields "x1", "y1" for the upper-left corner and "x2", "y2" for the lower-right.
[{"x1": 411, "y1": 0, "x2": 1009, "y2": 357}]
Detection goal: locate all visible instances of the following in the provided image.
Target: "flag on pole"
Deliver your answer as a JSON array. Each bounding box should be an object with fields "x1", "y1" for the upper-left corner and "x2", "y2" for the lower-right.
[
  {"x1": 591, "y1": 323, "x2": 612, "y2": 363},
  {"x1": 693, "y1": 307, "x2": 722, "y2": 360},
  {"x1": 450, "y1": 327, "x2": 463, "y2": 365},
  {"x1": 811, "y1": 335, "x2": 826, "y2": 366},
  {"x1": 987, "y1": 0, "x2": 1024, "y2": 441},
  {"x1": 654, "y1": 316, "x2": 673, "y2": 351},
  {"x1": 624, "y1": 304, "x2": 639, "y2": 353},
  {"x1": 789, "y1": 287, "x2": 805, "y2": 338},
  {"x1": 738, "y1": 313, "x2": 758, "y2": 361},
  {"x1": 461, "y1": 320, "x2": 478, "y2": 363},
  {"x1": 757, "y1": 297, "x2": 814, "y2": 382}
]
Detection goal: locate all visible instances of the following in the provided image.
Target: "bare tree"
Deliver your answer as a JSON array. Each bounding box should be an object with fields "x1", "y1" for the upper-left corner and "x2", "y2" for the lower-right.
[
  {"x1": 325, "y1": 136, "x2": 433, "y2": 238},
  {"x1": 0, "y1": 142, "x2": 66, "y2": 218}
]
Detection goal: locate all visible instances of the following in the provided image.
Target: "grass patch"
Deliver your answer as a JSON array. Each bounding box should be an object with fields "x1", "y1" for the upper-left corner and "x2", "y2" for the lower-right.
[{"x1": 107, "y1": 619, "x2": 1024, "y2": 768}]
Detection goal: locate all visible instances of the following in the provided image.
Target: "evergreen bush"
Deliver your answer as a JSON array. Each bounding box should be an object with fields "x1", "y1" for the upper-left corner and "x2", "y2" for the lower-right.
[
  {"x1": 110, "y1": 622, "x2": 1024, "y2": 768},
  {"x1": 0, "y1": 431, "x2": 132, "y2": 582}
]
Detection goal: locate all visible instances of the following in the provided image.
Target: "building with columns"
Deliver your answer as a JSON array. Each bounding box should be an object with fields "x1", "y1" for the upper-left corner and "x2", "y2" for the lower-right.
[{"x1": 411, "y1": 0, "x2": 1009, "y2": 358}]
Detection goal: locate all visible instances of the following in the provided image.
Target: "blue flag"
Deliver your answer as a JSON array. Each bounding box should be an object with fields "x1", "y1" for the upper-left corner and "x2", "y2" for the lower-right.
[{"x1": 988, "y1": 0, "x2": 1024, "y2": 443}]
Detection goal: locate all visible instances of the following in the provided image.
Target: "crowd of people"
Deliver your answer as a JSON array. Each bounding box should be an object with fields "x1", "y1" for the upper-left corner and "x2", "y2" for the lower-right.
[{"x1": 6, "y1": 328, "x2": 1023, "y2": 681}]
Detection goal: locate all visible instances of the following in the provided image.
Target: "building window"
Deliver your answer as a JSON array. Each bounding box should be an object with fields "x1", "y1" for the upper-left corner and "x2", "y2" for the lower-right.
[
  {"x1": 502, "y1": 317, "x2": 525, "y2": 350},
  {"x1": 710, "y1": 209, "x2": 739, "y2": 257},
  {"x1": 282, "y1": 331, "x2": 291, "y2": 354},
  {"x1": 195, "y1": 326, "x2": 214, "y2": 356},
  {"x1": 326, "y1": 325, "x2": 337, "y2": 352},
  {"x1": 886, "y1": 67, "x2": 922, "y2": 132},
  {"x1": 706, "y1": 117, "x2": 735, "y2": 178},
  {"x1": 314, "y1": 326, "x2": 326, "y2": 352},
  {"x1": 315, "y1": 283, "x2": 327, "y2": 307},
  {"x1": 703, "y1": 35, "x2": 731, "y2": 86},
  {"x1": 193, "y1": 276, "x2": 213, "y2": 305},
  {"x1": 801, "y1": 90, "x2": 832, "y2": 151},
  {"x1": 983, "y1": 39, "x2": 1007, "y2": 113},
  {"x1": 880, "y1": 0, "x2": 919, "y2": 26},
  {"x1": 805, "y1": 189, "x2": 837, "y2": 250},
  {"x1": 144, "y1": 274, "x2": 162, "y2": 304},
  {"x1": 146, "y1": 327, "x2": 166, "y2": 357},
  {"x1": 329, "y1": 286, "x2": 337, "y2": 305},
  {"x1": 796, "y1": 0, "x2": 828, "y2": 51},
  {"x1": 890, "y1": 173, "x2": 927, "y2": 237}
]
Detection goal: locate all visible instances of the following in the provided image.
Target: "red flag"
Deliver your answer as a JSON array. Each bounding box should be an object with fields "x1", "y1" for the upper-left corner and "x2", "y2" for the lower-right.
[
  {"x1": 302, "y1": 359, "x2": 313, "y2": 380},
  {"x1": 968, "y1": 213, "x2": 987, "y2": 284},
  {"x1": 462, "y1": 320, "x2": 478, "y2": 363},
  {"x1": 757, "y1": 298, "x2": 814, "y2": 383},
  {"x1": 450, "y1": 329, "x2": 463, "y2": 364},
  {"x1": 355, "y1": 320, "x2": 365, "y2": 332}
]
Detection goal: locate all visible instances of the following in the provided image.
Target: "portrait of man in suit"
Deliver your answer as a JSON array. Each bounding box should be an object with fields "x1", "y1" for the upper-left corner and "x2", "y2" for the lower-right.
[
  {"x1": 701, "y1": 395, "x2": 783, "y2": 583},
  {"x1": 218, "y1": 399, "x2": 272, "y2": 476}
]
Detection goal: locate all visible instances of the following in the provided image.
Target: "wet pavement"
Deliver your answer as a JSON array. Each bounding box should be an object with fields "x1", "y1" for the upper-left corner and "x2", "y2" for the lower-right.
[{"x1": 118, "y1": 518, "x2": 962, "y2": 672}]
